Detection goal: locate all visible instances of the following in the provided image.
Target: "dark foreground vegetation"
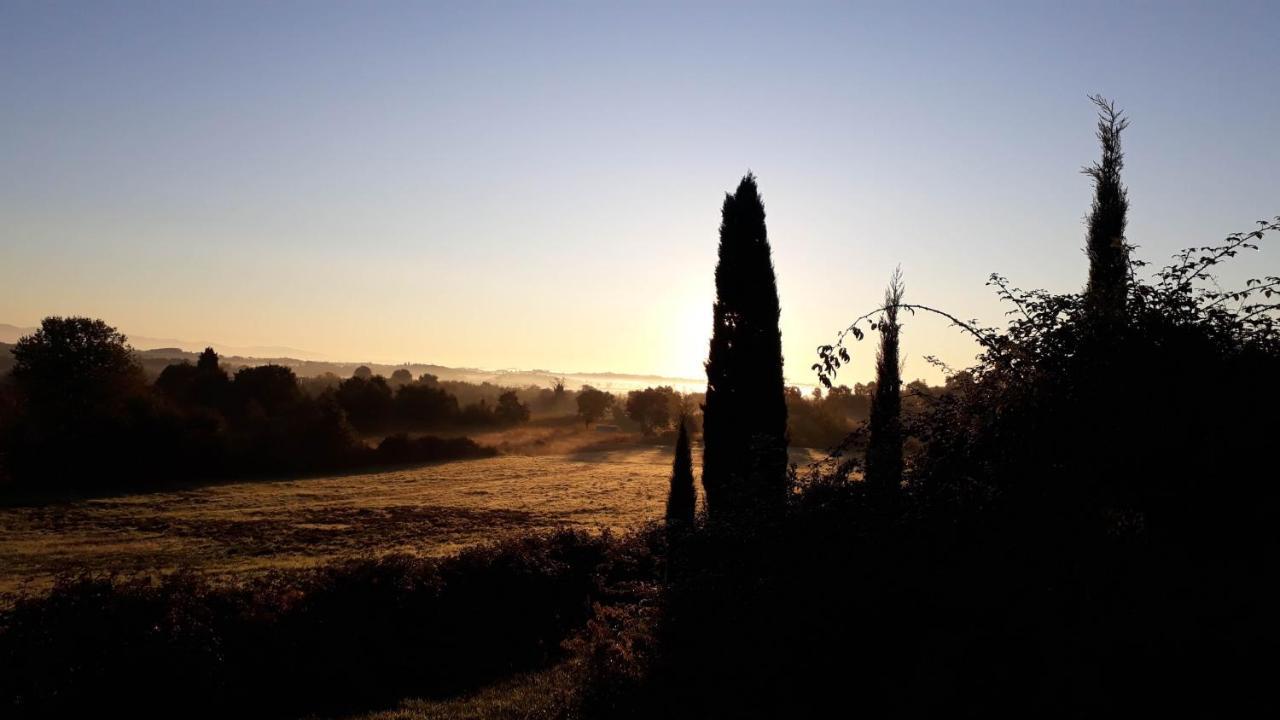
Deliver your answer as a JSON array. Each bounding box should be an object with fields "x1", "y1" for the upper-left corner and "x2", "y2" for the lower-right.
[
  {"x1": 610, "y1": 99, "x2": 1279, "y2": 717},
  {"x1": 0, "y1": 529, "x2": 664, "y2": 719},
  {"x1": 2, "y1": 97, "x2": 1277, "y2": 718}
]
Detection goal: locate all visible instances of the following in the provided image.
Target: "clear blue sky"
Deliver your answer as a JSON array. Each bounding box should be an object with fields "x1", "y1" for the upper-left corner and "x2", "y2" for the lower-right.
[{"x1": 2, "y1": 1, "x2": 1277, "y2": 383}]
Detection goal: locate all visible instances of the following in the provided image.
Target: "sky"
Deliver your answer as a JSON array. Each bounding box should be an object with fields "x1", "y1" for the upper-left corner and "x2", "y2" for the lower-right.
[{"x1": 2, "y1": 1, "x2": 1278, "y2": 385}]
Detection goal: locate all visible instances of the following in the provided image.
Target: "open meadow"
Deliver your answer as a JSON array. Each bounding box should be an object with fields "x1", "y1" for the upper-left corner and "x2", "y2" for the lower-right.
[{"x1": 0, "y1": 442, "x2": 822, "y2": 597}]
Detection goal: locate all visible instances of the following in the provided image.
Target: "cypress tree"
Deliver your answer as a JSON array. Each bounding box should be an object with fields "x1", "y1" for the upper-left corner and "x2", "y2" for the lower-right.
[
  {"x1": 666, "y1": 416, "x2": 697, "y2": 528},
  {"x1": 1083, "y1": 95, "x2": 1130, "y2": 329},
  {"x1": 865, "y1": 268, "x2": 904, "y2": 493},
  {"x1": 1079, "y1": 97, "x2": 1132, "y2": 509},
  {"x1": 702, "y1": 173, "x2": 789, "y2": 517}
]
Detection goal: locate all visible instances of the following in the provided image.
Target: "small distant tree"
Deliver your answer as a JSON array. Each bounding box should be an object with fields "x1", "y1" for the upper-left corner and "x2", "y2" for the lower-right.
[
  {"x1": 666, "y1": 415, "x2": 697, "y2": 528},
  {"x1": 233, "y1": 365, "x2": 303, "y2": 417},
  {"x1": 865, "y1": 268, "x2": 905, "y2": 493},
  {"x1": 196, "y1": 347, "x2": 220, "y2": 372},
  {"x1": 495, "y1": 390, "x2": 531, "y2": 425},
  {"x1": 459, "y1": 399, "x2": 494, "y2": 426},
  {"x1": 334, "y1": 374, "x2": 393, "y2": 430},
  {"x1": 390, "y1": 368, "x2": 414, "y2": 386},
  {"x1": 353, "y1": 365, "x2": 373, "y2": 380},
  {"x1": 626, "y1": 386, "x2": 677, "y2": 436},
  {"x1": 576, "y1": 385, "x2": 614, "y2": 427},
  {"x1": 158, "y1": 347, "x2": 229, "y2": 410},
  {"x1": 394, "y1": 383, "x2": 459, "y2": 427}
]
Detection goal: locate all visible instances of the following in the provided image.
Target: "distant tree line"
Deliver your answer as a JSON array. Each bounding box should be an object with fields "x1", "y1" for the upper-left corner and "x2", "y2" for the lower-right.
[
  {"x1": 315, "y1": 369, "x2": 531, "y2": 433},
  {"x1": 0, "y1": 328, "x2": 498, "y2": 492}
]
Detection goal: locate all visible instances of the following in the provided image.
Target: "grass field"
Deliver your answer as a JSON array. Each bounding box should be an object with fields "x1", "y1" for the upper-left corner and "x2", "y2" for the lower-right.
[{"x1": 0, "y1": 437, "x2": 822, "y2": 597}]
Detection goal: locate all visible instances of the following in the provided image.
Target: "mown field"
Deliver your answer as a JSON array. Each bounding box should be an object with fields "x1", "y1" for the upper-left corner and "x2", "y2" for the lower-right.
[{"x1": 0, "y1": 442, "x2": 822, "y2": 597}]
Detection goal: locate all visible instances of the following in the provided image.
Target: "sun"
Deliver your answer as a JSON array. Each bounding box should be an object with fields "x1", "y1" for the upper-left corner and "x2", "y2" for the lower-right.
[{"x1": 667, "y1": 294, "x2": 713, "y2": 383}]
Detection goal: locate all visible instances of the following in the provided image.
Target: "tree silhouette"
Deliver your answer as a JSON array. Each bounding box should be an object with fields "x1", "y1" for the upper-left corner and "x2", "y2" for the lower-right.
[
  {"x1": 666, "y1": 415, "x2": 696, "y2": 527},
  {"x1": 233, "y1": 365, "x2": 302, "y2": 417},
  {"x1": 494, "y1": 390, "x2": 530, "y2": 424},
  {"x1": 626, "y1": 386, "x2": 677, "y2": 436},
  {"x1": 10, "y1": 317, "x2": 142, "y2": 412},
  {"x1": 196, "y1": 347, "x2": 220, "y2": 372},
  {"x1": 334, "y1": 375, "x2": 393, "y2": 431},
  {"x1": 702, "y1": 173, "x2": 789, "y2": 517},
  {"x1": 576, "y1": 386, "x2": 614, "y2": 427},
  {"x1": 1083, "y1": 95, "x2": 1130, "y2": 330},
  {"x1": 865, "y1": 268, "x2": 905, "y2": 492}
]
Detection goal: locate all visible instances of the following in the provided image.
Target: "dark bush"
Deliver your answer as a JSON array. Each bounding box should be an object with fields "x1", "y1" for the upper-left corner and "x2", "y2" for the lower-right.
[
  {"x1": 0, "y1": 529, "x2": 653, "y2": 720},
  {"x1": 374, "y1": 433, "x2": 498, "y2": 465}
]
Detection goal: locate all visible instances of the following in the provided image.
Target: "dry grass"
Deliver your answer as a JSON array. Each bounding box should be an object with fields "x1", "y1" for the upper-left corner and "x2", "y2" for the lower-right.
[
  {"x1": 0, "y1": 439, "x2": 824, "y2": 597},
  {"x1": 325, "y1": 663, "x2": 576, "y2": 720}
]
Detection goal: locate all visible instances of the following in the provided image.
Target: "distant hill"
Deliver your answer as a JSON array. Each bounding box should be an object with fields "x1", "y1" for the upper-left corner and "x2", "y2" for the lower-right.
[
  {"x1": 0, "y1": 323, "x2": 321, "y2": 360},
  {"x1": 2, "y1": 323, "x2": 704, "y2": 393},
  {"x1": 0, "y1": 342, "x2": 13, "y2": 376},
  {"x1": 0, "y1": 325, "x2": 34, "y2": 344},
  {"x1": 128, "y1": 347, "x2": 703, "y2": 393}
]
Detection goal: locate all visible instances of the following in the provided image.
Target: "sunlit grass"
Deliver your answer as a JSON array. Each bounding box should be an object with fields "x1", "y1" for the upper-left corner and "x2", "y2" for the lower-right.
[{"x1": 2, "y1": 439, "x2": 823, "y2": 598}]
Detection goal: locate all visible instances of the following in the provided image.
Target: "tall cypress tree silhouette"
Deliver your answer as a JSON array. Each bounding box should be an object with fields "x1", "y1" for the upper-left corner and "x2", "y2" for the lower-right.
[
  {"x1": 865, "y1": 268, "x2": 904, "y2": 493},
  {"x1": 702, "y1": 173, "x2": 789, "y2": 517},
  {"x1": 666, "y1": 415, "x2": 697, "y2": 528},
  {"x1": 1083, "y1": 95, "x2": 1130, "y2": 329}
]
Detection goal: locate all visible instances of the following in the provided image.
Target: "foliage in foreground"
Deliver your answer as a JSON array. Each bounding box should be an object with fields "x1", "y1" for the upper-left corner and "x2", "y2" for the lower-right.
[{"x1": 0, "y1": 528, "x2": 664, "y2": 720}]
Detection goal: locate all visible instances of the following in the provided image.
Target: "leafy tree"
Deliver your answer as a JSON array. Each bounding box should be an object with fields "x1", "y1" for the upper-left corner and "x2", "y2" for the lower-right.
[
  {"x1": 155, "y1": 362, "x2": 200, "y2": 402},
  {"x1": 666, "y1": 415, "x2": 696, "y2": 527},
  {"x1": 459, "y1": 399, "x2": 495, "y2": 426},
  {"x1": 785, "y1": 386, "x2": 853, "y2": 450},
  {"x1": 158, "y1": 348, "x2": 229, "y2": 410},
  {"x1": 702, "y1": 173, "x2": 789, "y2": 516},
  {"x1": 5, "y1": 317, "x2": 149, "y2": 486},
  {"x1": 353, "y1": 365, "x2": 373, "y2": 380},
  {"x1": 233, "y1": 365, "x2": 302, "y2": 417},
  {"x1": 394, "y1": 383, "x2": 459, "y2": 427},
  {"x1": 10, "y1": 316, "x2": 143, "y2": 415},
  {"x1": 389, "y1": 368, "x2": 414, "y2": 386},
  {"x1": 334, "y1": 375, "x2": 393, "y2": 431},
  {"x1": 576, "y1": 386, "x2": 614, "y2": 427},
  {"x1": 865, "y1": 268, "x2": 905, "y2": 492},
  {"x1": 494, "y1": 390, "x2": 531, "y2": 425},
  {"x1": 196, "y1": 347, "x2": 220, "y2": 372},
  {"x1": 625, "y1": 386, "x2": 677, "y2": 436}
]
